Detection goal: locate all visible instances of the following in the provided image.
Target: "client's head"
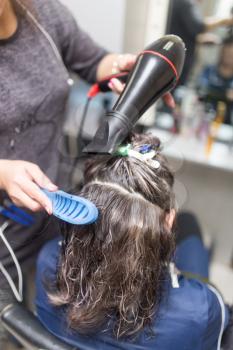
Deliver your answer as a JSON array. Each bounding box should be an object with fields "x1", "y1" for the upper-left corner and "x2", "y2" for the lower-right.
[{"x1": 49, "y1": 133, "x2": 176, "y2": 338}]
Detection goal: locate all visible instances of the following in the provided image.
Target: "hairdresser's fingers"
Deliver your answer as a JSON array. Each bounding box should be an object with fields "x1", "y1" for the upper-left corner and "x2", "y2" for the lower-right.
[
  {"x1": 163, "y1": 93, "x2": 176, "y2": 109},
  {"x1": 118, "y1": 54, "x2": 137, "y2": 72},
  {"x1": 9, "y1": 189, "x2": 43, "y2": 213},
  {"x1": 18, "y1": 179, "x2": 52, "y2": 214},
  {"x1": 0, "y1": 160, "x2": 56, "y2": 213},
  {"x1": 25, "y1": 163, "x2": 58, "y2": 192},
  {"x1": 108, "y1": 78, "x2": 125, "y2": 94}
]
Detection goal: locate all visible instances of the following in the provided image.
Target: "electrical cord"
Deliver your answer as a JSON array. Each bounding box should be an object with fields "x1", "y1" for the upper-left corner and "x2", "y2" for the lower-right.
[
  {"x1": 0, "y1": 222, "x2": 23, "y2": 302},
  {"x1": 77, "y1": 97, "x2": 92, "y2": 155}
]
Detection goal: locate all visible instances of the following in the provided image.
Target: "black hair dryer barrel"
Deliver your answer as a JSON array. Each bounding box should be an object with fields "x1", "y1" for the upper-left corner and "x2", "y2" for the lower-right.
[{"x1": 83, "y1": 35, "x2": 186, "y2": 155}]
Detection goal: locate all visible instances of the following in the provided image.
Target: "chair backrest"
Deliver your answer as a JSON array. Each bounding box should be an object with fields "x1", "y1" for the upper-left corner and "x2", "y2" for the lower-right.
[
  {"x1": 1, "y1": 303, "x2": 76, "y2": 350},
  {"x1": 1, "y1": 302, "x2": 233, "y2": 350},
  {"x1": 221, "y1": 305, "x2": 233, "y2": 350}
]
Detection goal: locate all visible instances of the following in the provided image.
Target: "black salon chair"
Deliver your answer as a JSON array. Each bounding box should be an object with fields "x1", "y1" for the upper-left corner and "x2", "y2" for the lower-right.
[{"x1": 1, "y1": 303, "x2": 77, "y2": 350}]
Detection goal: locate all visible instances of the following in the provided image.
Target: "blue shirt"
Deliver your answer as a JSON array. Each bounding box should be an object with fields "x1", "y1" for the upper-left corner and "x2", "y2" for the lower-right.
[
  {"x1": 35, "y1": 237, "x2": 229, "y2": 350},
  {"x1": 199, "y1": 66, "x2": 233, "y2": 92}
]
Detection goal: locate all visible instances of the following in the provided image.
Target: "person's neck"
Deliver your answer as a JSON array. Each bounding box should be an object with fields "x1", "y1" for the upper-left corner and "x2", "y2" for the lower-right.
[{"x1": 0, "y1": 1, "x2": 18, "y2": 40}]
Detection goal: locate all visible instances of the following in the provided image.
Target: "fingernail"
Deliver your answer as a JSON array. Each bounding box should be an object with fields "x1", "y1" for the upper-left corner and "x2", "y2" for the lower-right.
[
  {"x1": 45, "y1": 205, "x2": 52, "y2": 215},
  {"x1": 108, "y1": 82, "x2": 113, "y2": 89},
  {"x1": 47, "y1": 183, "x2": 58, "y2": 191}
]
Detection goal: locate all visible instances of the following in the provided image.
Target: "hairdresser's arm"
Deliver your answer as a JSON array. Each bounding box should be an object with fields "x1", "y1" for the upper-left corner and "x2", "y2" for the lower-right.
[
  {"x1": 0, "y1": 160, "x2": 57, "y2": 214},
  {"x1": 53, "y1": 1, "x2": 108, "y2": 83},
  {"x1": 176, "y1": 0, "x2": 233, "y2": 38},
  {"x1": 204, "y1": 16, "x2": 233, "y2": 32},
  {"x1": 54, "y1": 2, "x2": 175, "y2": 107}
]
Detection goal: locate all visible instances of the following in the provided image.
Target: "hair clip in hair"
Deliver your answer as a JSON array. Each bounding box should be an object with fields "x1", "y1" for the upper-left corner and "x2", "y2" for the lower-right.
[
  {"x1": 138, "y1": 144, "x2": 153, "y2": 154},
  {"x1": 116, "y1": 144, "x2": 160, "y2": 169},
  {"x1": 129, "y1": 149, "x2": 156, "y2": 160},
  {"x1": 115, "y1": 144, "x2": 131, "y2": 157},
  {"x1": 128, "y1": 149, "x2": 160, "y2": 169},
  {"x1": 148, "y1": 159, "x2": 160, "y2": 169}
]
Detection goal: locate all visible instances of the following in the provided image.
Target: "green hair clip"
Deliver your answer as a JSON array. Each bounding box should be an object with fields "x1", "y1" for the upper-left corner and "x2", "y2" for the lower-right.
[{"x1": 115, "y1": 144, "x2": 131, "y2": 157}]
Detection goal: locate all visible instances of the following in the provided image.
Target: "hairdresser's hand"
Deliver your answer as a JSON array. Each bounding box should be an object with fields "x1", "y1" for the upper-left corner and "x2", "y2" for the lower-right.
[
  {"x1": 0, "y1": 160, "x2": 58, "y2": 214},
  {"x1": 109, "y1": 54, "x2": 175, "y2": 108},
  {"x1": 108, "y1": 54, "x2": 136, "y2": 94}
]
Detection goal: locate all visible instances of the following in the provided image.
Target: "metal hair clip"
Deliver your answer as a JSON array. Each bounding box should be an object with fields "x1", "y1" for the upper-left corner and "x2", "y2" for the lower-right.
[
  {"x1": 148, "y1": 159, "x2": 161, "y2": 169},
  {"x1": 129, "y1": 150, "x2": 160, "y2": 169}
]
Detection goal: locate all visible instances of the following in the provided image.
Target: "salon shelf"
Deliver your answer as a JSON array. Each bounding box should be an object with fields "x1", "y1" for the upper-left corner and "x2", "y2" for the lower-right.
[{"x1": 149, "y1": 128, "x2": 233, "y2": 173}]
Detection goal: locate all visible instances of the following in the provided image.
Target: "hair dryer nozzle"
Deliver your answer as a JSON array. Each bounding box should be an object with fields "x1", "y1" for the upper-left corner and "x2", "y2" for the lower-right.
[
  {"x1": 83, "y1": 111, "x2": 132, "y2": 154},
  {"x1": 83, "y1": 35, "x2": 186, "y2": 155}
]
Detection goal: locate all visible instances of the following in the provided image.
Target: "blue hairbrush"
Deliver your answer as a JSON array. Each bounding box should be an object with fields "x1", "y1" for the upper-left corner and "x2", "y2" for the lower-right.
[{"x1": 42, "y1": 189, "x2": 98, "y2": 225}]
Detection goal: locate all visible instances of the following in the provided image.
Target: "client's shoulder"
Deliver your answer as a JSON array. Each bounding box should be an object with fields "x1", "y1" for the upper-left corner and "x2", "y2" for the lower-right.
[
  {"x1": 169, "y1": 275, "x2": 223, "y2": 322},
  {"x1": 166, "y1": 275, "x2": 214, "y2": 316}
]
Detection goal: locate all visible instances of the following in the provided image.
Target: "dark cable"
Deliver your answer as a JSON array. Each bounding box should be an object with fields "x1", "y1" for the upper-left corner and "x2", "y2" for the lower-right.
[{"x1": 77, "y1": 97, "x2": 92, "y2": 155}]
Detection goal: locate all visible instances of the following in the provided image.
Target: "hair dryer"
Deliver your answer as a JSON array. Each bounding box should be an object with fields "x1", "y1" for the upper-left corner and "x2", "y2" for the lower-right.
[{"x1": 83, "y1": 35, "x2": 186, "y2": 154}]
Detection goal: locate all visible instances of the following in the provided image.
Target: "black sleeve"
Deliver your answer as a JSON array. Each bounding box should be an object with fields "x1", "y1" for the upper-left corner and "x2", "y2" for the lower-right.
[{"x1": 177, "y1": 0, "x2": 205, "y2": 39}]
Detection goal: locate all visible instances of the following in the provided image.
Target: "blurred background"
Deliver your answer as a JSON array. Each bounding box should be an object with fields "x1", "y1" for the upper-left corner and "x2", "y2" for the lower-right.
[{"x1": 60, "y1": 0, "x2": 233, "y2": 303}]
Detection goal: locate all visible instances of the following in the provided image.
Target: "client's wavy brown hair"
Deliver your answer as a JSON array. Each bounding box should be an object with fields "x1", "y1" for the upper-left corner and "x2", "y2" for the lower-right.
[{"x1": 49, "y1": 133, "x2": 175, "y2": 338}]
